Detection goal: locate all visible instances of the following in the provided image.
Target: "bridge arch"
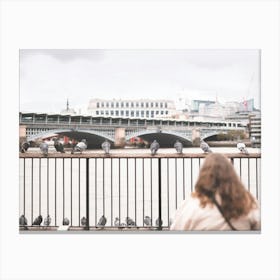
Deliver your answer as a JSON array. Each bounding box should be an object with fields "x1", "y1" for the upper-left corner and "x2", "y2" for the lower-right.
[
  {"x1": 126, "y1": 130, "x2": 193, "y2": 147},
  {"x1": 202, "y1": 131, "x2": 227, "y2": 141},
  {"x1": 27, "y1": 129, "x2": 115, "y2": 148}
]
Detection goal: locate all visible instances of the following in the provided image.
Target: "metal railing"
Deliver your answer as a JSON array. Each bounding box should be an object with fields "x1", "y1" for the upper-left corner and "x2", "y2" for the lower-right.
[{"x1": 19, "y1": 153, "x2": 261, "y2": 231}]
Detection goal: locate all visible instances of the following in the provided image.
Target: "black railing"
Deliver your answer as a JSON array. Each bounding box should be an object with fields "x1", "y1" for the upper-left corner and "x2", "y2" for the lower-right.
[{"x1": 19, "y1": 153, "x2": 261, "y2": 231}]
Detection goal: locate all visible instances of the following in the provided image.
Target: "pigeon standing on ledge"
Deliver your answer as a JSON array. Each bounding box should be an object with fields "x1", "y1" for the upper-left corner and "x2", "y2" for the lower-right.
[
  {"x1": 97, "y1": 215, "x2": 107, "y2": 228},
  {"x1": 150, "y1": 140, "x2": 159, "y2": 155},
  {"x1": 200, "y1": 140, "x2": 212, "y2": 153},
  {"x1": 43, "y1": 214, "x2": 51, "y2": 226},
  {"x1": 81, "y1": 217, "x2": 87, "y2": 227},
  {"x1": 126, "y1": 217, "x2": 136, "y2": 227},
  {"x1": 19, "y1": 214, "x2": 28, "y2": 230},
  {"x1": 174, "y1": 140, "x2": 183, "y2": 154},
  {"x1": 32, "y1": 215, "x2": 43, "y2": 226},
  {"x1": 144, "y1": 216, "x2": 151, "y2": 226},
  {"x1": 40, "y1": 142, "x2": 48, "y2": 157},
  {"x1": 101, "y1": 140, "x2": 111, "y2": 155},
  {"x1": 54, "y1": 138, "x2": 65, "y2": 153},
  {"x1": 20, "y1": 142, "x2": 30, "y2": 153},
  {"x1": 71, "y1": 139, "x2": 87, "y2": 154},
  {"x1": 237, "y1": 142, "x2": 249, "y2": 155},
  {"x1": 63, "y1": 217, "x2": 70, "y2": 225}
]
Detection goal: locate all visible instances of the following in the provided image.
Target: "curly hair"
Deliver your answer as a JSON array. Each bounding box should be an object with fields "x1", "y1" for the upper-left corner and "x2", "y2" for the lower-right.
[{"x1": 193, "y1": 153, "x2": 257, "y2": 220}]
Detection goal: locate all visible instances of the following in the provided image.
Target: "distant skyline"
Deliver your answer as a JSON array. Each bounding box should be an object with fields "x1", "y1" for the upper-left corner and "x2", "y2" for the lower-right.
[{"x1": 20, "y1": 49, "x2": 260, "y2": 114}]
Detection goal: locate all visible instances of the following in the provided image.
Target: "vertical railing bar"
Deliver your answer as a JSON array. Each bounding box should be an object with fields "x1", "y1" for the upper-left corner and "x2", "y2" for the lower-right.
[
  {"x1": 62, "y1": 158, "x2": 64, "y2": 219},
  {"x1": 31, "y1": 158, "x2": 33, "y2": 225},
  {"x1": 248, "y1": 158, "x2": 250, "y2": 191},
  {"x1": 70, "y1": 158, "x2": 72, "y2": 226},
  {"x1": 167, "y1": 159, "x2": 170, "y2": 226},
  {"x1": 39, "y1": 158, "x2": 41, "y2": 215},
  {"x1": 256, "y1": 158, "x2": 258, "y2": 199},
  {"x1": 79, "y1": 158, "x2": 81, "y2": 227},
  {"x1": 23, "y1": 158, "x2": 25, "y2": 217},
  {"x1": 175, "y1": 158, "x2": 177, "y2": 209},
  {"x1": 103, "y1": 158, "x2": 105, "y2": 216},
  {"x1": 55, "y1": 158, "x2": 57, "y2": 226},
  {"x1": 95, "y1": 158, "x2": 97, "y2": 226},
  {"x1": 47, "y1": 158, "x2": 49, "y2": 216},
  {"x1": 239, "y1": 158, "x2": 242, "y2": 179},
  {"x1": 119, "y1": 158, "x2": 121, "y2": 225},
  {"x1": 183, "y1": 158, "x2": 185, "y2": 200},
  {"x1": 150, "y1": 158, "x2": 153, "y2": 227},
  {"x1": 127, "y1": 158, "x2": 129, "y2": 222},
  {"x1": 86, "y1": 158, "x2": 89, "y2": 230},
  {"x1": 134, "y1": 158, "x2": 137, "y2": 226},
  {"x1": 158, "y1": 158, "x2": 162, "y2": 230},
  {"x1": 142, "y1": 158, "x2": 144, "y2": 227},
  {"x1": 111, "y1": 159, "x2": 113, "y2": 226},
  {"x1": 198, "y1": 157, "x2": 201, "y2": 168},
  {"x1": 190, "y1": 159, "x2": 193, "y2": 192}
]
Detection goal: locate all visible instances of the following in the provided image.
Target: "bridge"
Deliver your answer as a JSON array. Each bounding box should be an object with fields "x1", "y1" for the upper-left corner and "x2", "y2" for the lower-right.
[{"x1": 19, "y1": 112, "x2": 246, "y2": 148}]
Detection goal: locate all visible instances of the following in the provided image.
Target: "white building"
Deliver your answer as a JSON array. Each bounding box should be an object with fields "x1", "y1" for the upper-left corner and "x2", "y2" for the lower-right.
[{"x1": 87, "y1": 98, "x2": 176, "y2": 118}]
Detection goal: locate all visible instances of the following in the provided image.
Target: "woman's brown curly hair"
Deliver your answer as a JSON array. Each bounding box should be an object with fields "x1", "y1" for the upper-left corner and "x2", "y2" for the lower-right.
[{"x1": 193, "y1": 153, "x2": 257, "y2": 220}]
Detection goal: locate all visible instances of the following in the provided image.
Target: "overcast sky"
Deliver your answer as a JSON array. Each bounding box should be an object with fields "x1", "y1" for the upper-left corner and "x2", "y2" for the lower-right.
[{"x1": 20, "y1": 49, "x2": 260, "y2": 114}]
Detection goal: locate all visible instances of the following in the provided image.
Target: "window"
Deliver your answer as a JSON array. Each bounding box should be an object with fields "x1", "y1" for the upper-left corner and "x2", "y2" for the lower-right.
[
  {"x1": 151, "y1": 111, "x2": 154, "y2": 118},
  {"x1": 131, "y1": 111, "x2": 134, "y2": 117},
  {"x1": 111, "y1": 110, "x2": 114, "y2": 115},
  {"x1": 126, "y1": 110, "x2": 129, "y2": 117},
  {"x1": 161, "y1": 111, "x2": 164, "y2": 115},
  {"x1": 141, "y1": 111, "x2": 144, "y2": 117},
  {"x1": 141, "y1": 102, "x2": 144, "y2": 108},
  {"x1": 126, "y1": 102, "x2": 129, "y2": 107},
  {"x1": 121, "y1": 102, "x2": 124, "y2": 108},
  {"x1": 146, "y1": 102, "x2": 149, "y2": 107},
  {"x1": 165, "y1": 102, "x2": 168, "y2": 108},
  {"x1": 101, "y1": 102, "x2": 104, "y2": 107},
  {"x1": 136, "y1": 111, "x2": 139, "y2": 117},
  {"x1": 106, "y1": 102, "x2": 109, "y2": 108},
  {"x1": 131, "y1": 103, "x2": 134, "y2": 108},
  {"x1": 136, "y1": 102, "x2": 139, "y2": 107},
  {"x1": 116, "y1": 102, "x2": 119, "y2": 108},
  {"x1": 160, "y1": 102, "x2": 163, "y2": 108},
  {"x1": 121, "y1": 110, "x2": 124, "y2": 116},
  {"x1": 111, "y1": 102, "x2": 114, "y2": 108},
  {"x1": 146, "y1": 111, "x2": 149, "y2": 117},
  {"x1": 97, "y1": 102, "x2": 100, "y2": 108},
  {"x1": 96, "y1": 111, "x2": 99, "y2": 115},
  {"x1": 156, "y1": 111, "x2": 159, "y2": 115},
  {"x1": 151, "y1": 102, "x2": 154, "y2": 107},
  {"x1": 105, "y1": 111, "x2": 109, "y2": 115},
  {"x1": 101, "y1": 111, "x2": 104, "y2": 115},
  {"x1": 165, "y1": 111, "x2": 168, "y2": 115},
  {"x1": 155, "y1": 102, "x2": 158, "y2": 107},
  {"x1": 115, "y1": 111, "x2": 119, "y2": 116}
]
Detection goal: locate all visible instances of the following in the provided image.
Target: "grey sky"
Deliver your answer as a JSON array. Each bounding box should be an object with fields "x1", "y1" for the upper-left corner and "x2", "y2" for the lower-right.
[{"x1": 20, "y1": 49, "x2": 260, "y2": 114}]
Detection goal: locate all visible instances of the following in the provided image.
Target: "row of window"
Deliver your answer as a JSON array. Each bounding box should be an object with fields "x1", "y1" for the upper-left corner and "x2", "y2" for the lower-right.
[
  {"x1": 96, "y1": 101, "x2": 168, "y2": 109},
  {"x1": 95, "y1": 110, "x2": 169, "y2": 117}
]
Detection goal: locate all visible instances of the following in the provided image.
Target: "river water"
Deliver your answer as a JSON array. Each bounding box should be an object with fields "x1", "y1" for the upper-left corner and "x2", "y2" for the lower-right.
[{"x1": 19, "y1": 147, "x2": 261, "y2": 228}]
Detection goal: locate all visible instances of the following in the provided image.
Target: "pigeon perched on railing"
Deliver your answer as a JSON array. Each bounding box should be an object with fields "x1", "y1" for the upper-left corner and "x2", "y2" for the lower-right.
[
  {"x1": 200, "y1": 140, "x2": 212, "y2": 153},
  {"x1": 101, "y1": 140, "x2": 111, "y2": 155},
  {"x1": 97, "y1": 215, "x2": 107, "y2": 228},
  {"x1": 237, "y1": 142, "x2": 249, "y2": 155},
  {"x1": 156, "y1": 218, "x2": 163, "y2": 227},
  {"x1": 20, "y1": 142, "x2": 30, "y2": 153},
  {"x1": 114, "y1": 217, "x2": 120, "y2": 227},
  {"x1": 43, "y1": 214, "x2": 51, "y2": 226},
  {"x1": 54, "y1": 138, "x2": 65, "y2": 153},
  {"x1": 71, "y1": 139, "x2": 87, "y2": 154},
  {"x1": 40, "y1": 142, "x2": 49, "y2": 157},
  {"x1": 19, "y1": 214, "x2": 28, "y2": 230},
  {"x1": 32, "y1": 215, "x2": 43, "y2": 226},
  {"x1": 63, "y1": 217, "x2": 70, "y2": 225},
  {"x1": 150, "y1": 140, "x2": 159, "y2": 155},
  {"x1": 174, "y1": 140, "x2": 183, "y2": 154},
  {"x1": 81, "y1": 216, "x2": 87, "y2": 227},
  {"x1": 144, "y1": 216, "x2": 151, "y2": 226},
  {"x1": 126, "y1": 217, "x2": 136, "y2": 227}
]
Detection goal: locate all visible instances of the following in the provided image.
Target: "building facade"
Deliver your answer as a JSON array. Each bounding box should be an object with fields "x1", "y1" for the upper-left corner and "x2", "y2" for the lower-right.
[{"x1": 87, "y1": 98, "x2": 176, "y2": 118}]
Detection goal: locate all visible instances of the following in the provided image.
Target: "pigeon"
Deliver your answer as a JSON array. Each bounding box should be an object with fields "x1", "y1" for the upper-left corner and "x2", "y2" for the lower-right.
[
  {"x1": 97, "y1": 215, "x2": 107, "y2": 228},
  {"x1": 126, "y1": 217, "x2": 136, "y2": 227},
  {"x1": 32, "y1": 215, "x2": 43, "y2": 226},
  {"x1": 43, "y1": 214, "x2": 51, "y2": 226},
  {"x1": 114, "y1": 217, "x2": 120, "y2": 227},
  {"x1": 150, "y1": 140, "x2": 160, "y2": 155},
  {"x1": 81, "y1": 216, "x2": 87, "y2": 227},
  {"x1": 174, "y1": 140, "x2": 183, "y2": 154},
  {"x1": 54, "y1": 138, "x2": 65, "y2": 153},
  {"x1": 101, "y1": 140, "x2": 111, "y2": 155},
  {"x1": 200, "y1": 140, "x2": 212, "y2": 153},
  {"x1": 143, "y1": 216, "x2": 151, "y2": 226},
  {"x1": 40, "y1": 142, "x2": 48, "y2": 156},
  {"x1": 71, "y1": 139, "x2": 87, "y2": 154},
  {"x1": 120, "y1": 222, "x2": 127, "y2": 227},
  {"x1": 237, "y1": 143, "x2": 249, "y2": 155},
  {"x1": 63, "y1": 217, "x2": 70, "y2": 225},
  {"x1": 20, "y1": 142, "x2": 30, "y2": 153},
  {"x1": 156, "y1": 218, "x2": 163, "y2": 227},
  {"x1": 19, "y1": 214, "x2": 28, "y2": 230}
]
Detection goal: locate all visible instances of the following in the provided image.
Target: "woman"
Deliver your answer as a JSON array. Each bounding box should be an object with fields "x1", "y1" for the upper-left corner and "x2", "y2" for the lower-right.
[{"x1": 170, "y1": 153, "x2": 260, "y2": 231}]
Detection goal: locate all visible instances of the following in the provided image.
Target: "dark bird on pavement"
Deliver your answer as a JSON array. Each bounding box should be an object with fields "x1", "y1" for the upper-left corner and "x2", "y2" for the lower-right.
[
  {"x1": 71, "y1": 139, "x2": 87, "y2": 154},
  {"x1": 97, "y1": 215, "x2": 107, "y2": 227},
  {"x1": 144, "y1": 216, "x2": 151, "y2": 226},
  {"x1": 126, "y1": 217, "x2": 136, "y2": 227},
  {"x1": 174, "y1": 140, "x2": 183, "y2": 154},
  {"x1": 156, "y1": 218, "x2": 163, "y2": 227},
  {"x1": 32, "y1": 215, "x2": 43, "y2": 226},
  {"x1": 63, "y1": 217, "x2": 70, "y2": 225},
  {"x1": 19, "y1": 214, "x2": 28, "y2": 229},
  {"x1": 54, "y1": 138, "x2": 65, "y2": 153},
  {"x1": 43, "y1": 214, "x2": 51, "y2": 226},
  {"x1": 200, "y1": 140, "x2": 212, "y2": 153},
  {"x1": 237, "y1": 142, "x2": 249, "y2": 155},
  {"x1": 40, "y1": 142, "x2": 49, "y2": 156},
  {"x1": 20, "y1": 142, "x2": 30, "y2": 153},
  {"x1": 150, "y1": 140, "x2": 160, "y2": 155},
  {"x1": 81, "y1": 216, "x2": 87, "y2": 227},
  {"x1": 101, "y1": 140, "x2": 111, "y2": 155}
]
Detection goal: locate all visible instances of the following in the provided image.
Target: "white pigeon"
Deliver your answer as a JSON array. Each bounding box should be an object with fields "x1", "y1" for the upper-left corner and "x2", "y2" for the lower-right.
[
  {"x1": 150, "y1": 140, "x2": 160, "y2": 155},
  {"x1": 174, "y1": 140, "x2": 183, "y2": 154},
  {"x1": 101, "y1": 140, "x2": 111, "y2": 155},
  {"x1": 72, "y1": 139, "x2": 87, "y2": 154},
  {"x1": 200, "y1": 140, "x2": 212, "y2": 153},
  {"x1": 237, "y1": 142, "x2": 249, "y2": 154},
  {"x1": 43, "y1": 214, "x2": 51, "y2": 226}
]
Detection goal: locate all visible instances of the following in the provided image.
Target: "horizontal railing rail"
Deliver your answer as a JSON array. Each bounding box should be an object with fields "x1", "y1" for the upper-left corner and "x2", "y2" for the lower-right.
[{"x1": 19, "y1": 153, "x2": 261, "y2": 231}]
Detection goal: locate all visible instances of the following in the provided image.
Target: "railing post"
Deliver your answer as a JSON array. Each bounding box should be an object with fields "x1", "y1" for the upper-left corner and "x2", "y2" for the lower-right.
[
  {"x1": 86, "y1": 158, "x2": 90, "y2": 230},
  {"x1": 158, "y1": 158, "x2": 162, "y2": 230}
]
